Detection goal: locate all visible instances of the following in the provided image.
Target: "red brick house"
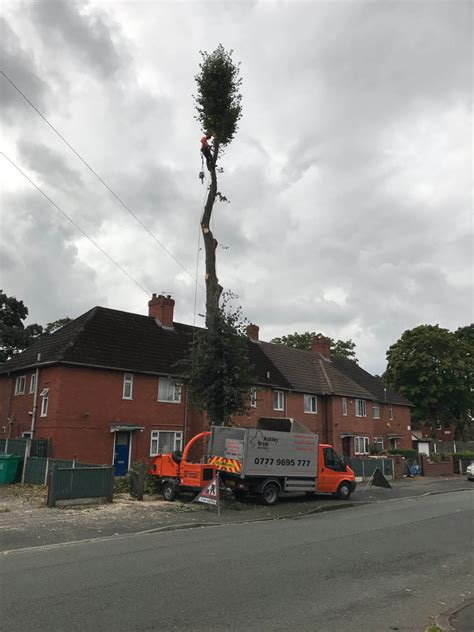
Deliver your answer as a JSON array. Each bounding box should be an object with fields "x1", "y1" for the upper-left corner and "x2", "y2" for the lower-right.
[{"x1": 0, "y1": 294, "x2": 413, "y2": 474}]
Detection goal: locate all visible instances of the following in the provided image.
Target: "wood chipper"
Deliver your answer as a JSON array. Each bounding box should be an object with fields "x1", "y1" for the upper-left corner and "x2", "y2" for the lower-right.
[{"x1": 149, "y1": 431, "x2": 216, "y2": 501}]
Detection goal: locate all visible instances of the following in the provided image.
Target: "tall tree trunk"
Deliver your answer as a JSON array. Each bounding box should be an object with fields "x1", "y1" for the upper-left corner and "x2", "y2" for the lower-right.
[{"x1": 201, "y1": 143, "x2": 222, "y2": 329}]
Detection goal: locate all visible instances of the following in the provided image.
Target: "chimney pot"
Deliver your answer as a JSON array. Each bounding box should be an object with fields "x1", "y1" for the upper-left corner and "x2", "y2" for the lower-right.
[
  {"x1": 311, "y1": 334, "x2": 331, "y2": 358},
  {"x1": 148, "y1": 293, "x2": 175, "y2": 328},
  {"x1": 246, "y1": 324, "x2": 259, "y2": 341}
]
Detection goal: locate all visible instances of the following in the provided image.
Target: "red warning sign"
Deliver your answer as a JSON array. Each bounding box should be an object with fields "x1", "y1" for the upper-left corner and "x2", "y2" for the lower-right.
[{"x1": 194, "y1": 473, "x2": 220, "y2": 508}]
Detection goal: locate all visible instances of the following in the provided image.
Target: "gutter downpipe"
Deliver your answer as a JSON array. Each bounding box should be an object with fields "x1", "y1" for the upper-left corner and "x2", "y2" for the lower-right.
[
  {"x1": 30, "y1": 367, "x2": 39, "y2": 437},
  {"x1": 325, "y1": 395, "x2": 329, "y2": 444}
]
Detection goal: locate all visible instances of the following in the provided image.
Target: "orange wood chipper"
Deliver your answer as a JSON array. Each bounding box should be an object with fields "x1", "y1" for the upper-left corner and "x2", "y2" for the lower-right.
[{"x1": 149, "y1": 431, "x2": 216, "y2": 501}]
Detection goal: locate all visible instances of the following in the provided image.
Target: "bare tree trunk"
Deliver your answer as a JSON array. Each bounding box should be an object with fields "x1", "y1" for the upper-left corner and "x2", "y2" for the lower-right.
[{"x1": 201, "y1": 143, "x2": 223, "y2": 329}]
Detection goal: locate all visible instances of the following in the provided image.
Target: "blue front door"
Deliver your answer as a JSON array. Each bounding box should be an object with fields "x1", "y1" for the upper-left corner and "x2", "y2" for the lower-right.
[{"x1": 114, "y1": 431, "x2": 131, "y2": 476}]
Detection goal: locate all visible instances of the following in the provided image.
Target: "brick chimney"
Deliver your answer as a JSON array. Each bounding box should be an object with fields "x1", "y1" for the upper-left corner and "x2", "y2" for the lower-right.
[
  {"x1": 246, "y1": 324, "x2": 260, "y2": 341},
  {"x1": 148, "y1": 293, "x2": 175, "y2": 328},
  {"x1": 311, "y1": 334, "x2": 331, "y2": 358}
]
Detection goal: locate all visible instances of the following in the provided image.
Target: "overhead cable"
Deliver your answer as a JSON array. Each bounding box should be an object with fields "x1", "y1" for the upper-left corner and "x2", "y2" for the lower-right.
[
  {"x1": 0, "y1": 70, "x2": 203, "y2": 290},
  {"x1": 1, "y1": 152, "x2": 151, "y2": 296}
]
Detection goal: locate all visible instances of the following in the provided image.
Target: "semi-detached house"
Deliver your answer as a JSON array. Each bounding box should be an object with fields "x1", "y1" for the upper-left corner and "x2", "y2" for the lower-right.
[{"x1": 0, "y1": 294, "x2": 413, "y2": 475}]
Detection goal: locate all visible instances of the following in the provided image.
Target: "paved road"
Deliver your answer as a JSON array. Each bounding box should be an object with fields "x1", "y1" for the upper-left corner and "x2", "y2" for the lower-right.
[{"x1": 2, "y1": 490, "x2": 472, "y2": 631}]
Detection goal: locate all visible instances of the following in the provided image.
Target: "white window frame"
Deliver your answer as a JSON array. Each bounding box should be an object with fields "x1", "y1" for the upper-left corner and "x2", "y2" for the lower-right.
[
  {"x1": 29, "y1": 373, "x2": 36, "y2": 394},
  {"x1": 342, "y1": 397, "x2": 348, "y2": 416},
  {"x1": 374, "y1": 437, "x2": 384, "y2": 451},
  {"x1": 355, "y1": 399, "x2": 367, "y2": 418},
  {"x1": 389, "y1": 404, "x2": 394, "y2": 420},
  {"x1": 157, "y1": 377, "x2": 182, "y2": 403},
  {"x1": 14, "y1": 376, "x2": 26, "y2": 395},
  {"x1": 250, "y1": 386, "x2": 257, "y2": 408},
  {"x1": 122, "y1": 373, "x2": 133, "y2": 400},
  {"x1": 40, "y1": 388, "x2": 49, "y2": 417},
  {"x1": 22, "y1": 431, "x2": 32, "y2": 439},
  {"x1": 273, "y1": 390, "x2": 284, "y2": 411},
  {"x1": 354, "y1": 436, "x2": 369, "y2": 455},
  {"x1": 372, "y1": 402, "x2": 380, "y2": 419},
  {"x1": 304, "y1": 394, "x2": 317, "y2": 414},
  {"x1": 150, "y1": 430, "x2": 183, "y2": 457}
]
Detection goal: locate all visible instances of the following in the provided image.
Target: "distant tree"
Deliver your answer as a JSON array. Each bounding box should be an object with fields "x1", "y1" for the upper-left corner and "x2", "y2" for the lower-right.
[
  {"x1": 0, "y1": 290, "x2": 43, "y2": 362},
  {"x1": 181, "y1": 293, "x2": 255, "y2": 427},
  {"x1": 384, "y1": 324, "x2": 474, "y2": 439},
  {"x1": 0, "y1": 291, "x2": 72, "y2": 363},
  {"x1": 454, "y1": 324, "x2": 474, "y2": 348},
  {"x1": 43, "y1": 318, "x2": 73, "y2": 335},
  {"x1": 271, "y1": 331, "x2": 358, "y2": 361}
]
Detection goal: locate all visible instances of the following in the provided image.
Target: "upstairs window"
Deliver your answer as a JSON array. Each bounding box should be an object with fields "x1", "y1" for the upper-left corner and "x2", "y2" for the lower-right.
[
  {"x1": 14, "y1": 376, "x2": 26, "y2": 395},
  {"x1": 158, "y1": 377, "x2": 182, "y2": 403},
  {"x1": 304, "y1": 394, "x2": 317, "y2": 414},
  {"x1": 40, "y1": 388, "x2": 49, "y2": 417},
  {"x1": 250, "y1": 386, "x2": 257, "y2": 408},
  {"x1": 389, "y1": 404, "x2": 394, "y2": 420},
  {"x1": 122, "y1": 373, "x2": 133, "y2": 400},
  {"x1": 29, "y1": 373, "x2": 37, "y2": 394},
  {"x1": 273, "y1": 390, "x2": 284, "y2": 411},
  {"x1": 372, "y1": 402, "x2": 380, "y2": 419},
  {"x1": 342, "y1": 397, "x2": 348, "y2": 416},
  {"x1": 355, "y1": 399, "x2": 367, "y2": 417},
  {"x1": 150, "y1": 430, "x2": 183, "y2": 456}
]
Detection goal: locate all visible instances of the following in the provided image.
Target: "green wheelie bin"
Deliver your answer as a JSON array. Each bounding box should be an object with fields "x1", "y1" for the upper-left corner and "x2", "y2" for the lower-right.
[{"x1": 0, "y1": 454, "x2": 22, "y2": 484}]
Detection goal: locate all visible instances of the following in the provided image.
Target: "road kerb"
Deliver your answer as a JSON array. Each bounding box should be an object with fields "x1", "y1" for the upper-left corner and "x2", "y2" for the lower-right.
[{"x1": 434, "y1": 598, "x2": 474, "y2": 632}]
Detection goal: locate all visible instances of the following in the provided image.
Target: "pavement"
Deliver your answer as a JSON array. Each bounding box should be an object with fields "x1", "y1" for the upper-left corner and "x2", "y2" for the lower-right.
[{"x1": 2, "y1": 487, "x2": 472, "y2": 632}]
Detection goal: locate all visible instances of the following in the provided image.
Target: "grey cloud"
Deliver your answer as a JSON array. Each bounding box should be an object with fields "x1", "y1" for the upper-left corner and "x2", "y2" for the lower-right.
[
  {"x1": 17, "y1": 139, "x2": 84, "y2": 189},
  {"x1": 0, "y1": 17, "x2": 49, "y2": 119},
  {"x1": 30, "y1": 0, "x2": 128, "y2": 78}
]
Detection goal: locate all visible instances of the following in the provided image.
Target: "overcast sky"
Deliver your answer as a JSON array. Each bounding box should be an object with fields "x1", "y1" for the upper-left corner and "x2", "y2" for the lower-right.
[{"x1": 0, "y1": 0, "x2": 472, "y2": 373}]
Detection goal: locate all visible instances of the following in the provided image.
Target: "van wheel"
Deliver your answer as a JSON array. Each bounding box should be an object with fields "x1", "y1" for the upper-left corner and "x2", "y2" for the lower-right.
[
  {"x1": 260, "y1": 483, "x2": 280, "y2": 506},
  {"x1": 162, "y1": 481, "x2": 177, "y2": 502},
  {"x1": 336, "y1": 481, "x2": 351, "y2": 500}
]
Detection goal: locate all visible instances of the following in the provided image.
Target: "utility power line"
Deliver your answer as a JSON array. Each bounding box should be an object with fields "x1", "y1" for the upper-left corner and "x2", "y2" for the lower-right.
[
  {"x1": 1, "y1": 152, "x2": 151, "y2": 296},
  {"x1": 1, "y1": 70, "x2": 203, "y2": 289}
]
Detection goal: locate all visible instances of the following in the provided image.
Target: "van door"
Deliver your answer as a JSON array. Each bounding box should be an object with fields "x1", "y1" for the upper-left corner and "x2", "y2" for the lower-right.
[{"x1": 318, "y1": 447, "x2": 347, "y2": 493}]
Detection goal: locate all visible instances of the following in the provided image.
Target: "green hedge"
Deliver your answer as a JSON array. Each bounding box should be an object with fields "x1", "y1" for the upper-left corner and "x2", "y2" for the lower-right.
[
  {"x1": 451, "y1": 451, "x2": 474, "y2": 459},
  {"x1": 387, "y1": 448, "x2": 418, "y2": 458}
]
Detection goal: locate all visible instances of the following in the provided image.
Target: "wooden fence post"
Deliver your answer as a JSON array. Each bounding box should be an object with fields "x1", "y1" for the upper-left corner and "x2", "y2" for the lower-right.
[
  {"x1": 47, "y1": 463, "x2": 57, "y2": 508},
  {"x1": 108, "y1": 467, "x2": 115, "y2": 502},
  {"x1": 44, "y1": 458, "x2": 50, "y2": 486},
  {"x1": 21, "y1": 438, "x2": 32, "y2": 484}
]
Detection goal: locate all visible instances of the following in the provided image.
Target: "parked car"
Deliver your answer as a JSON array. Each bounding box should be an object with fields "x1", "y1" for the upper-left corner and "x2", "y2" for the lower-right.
[{"x1": 466, "y1": 462, "x2": 474, "y2": 481}]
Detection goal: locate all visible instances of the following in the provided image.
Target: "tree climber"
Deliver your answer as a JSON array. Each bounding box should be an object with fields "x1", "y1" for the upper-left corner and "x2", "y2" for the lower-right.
[{"x1": 200, "y1": 132, "x2": 214, "y2": 170}]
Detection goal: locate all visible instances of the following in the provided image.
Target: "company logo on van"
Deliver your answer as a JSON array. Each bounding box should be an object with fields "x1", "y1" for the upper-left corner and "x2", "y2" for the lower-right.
[{"x1": 249, "y1": 430, "x2": 279, "y2": 450}]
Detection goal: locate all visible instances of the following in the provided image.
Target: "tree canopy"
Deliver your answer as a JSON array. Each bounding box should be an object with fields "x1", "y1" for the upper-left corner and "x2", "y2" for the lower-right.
[
  {"x1": 0, "y1": 290, "x2": 71, "y2": 363},
  {"x1": 384, "y1": 324, "x2": 474, "y2": 438},
  {"x1": 271, "y1": 331, "x2": 358, "y2": 361},
  {"x1": 182, "y1": 294, "x2": 255, "y2": 427},
  {"x1": 194, "y1": 44, "x2": 243, "y2": 147}
]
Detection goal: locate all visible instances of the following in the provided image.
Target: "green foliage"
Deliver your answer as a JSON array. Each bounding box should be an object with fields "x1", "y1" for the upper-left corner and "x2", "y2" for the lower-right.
[
  {"x1": 451, "y1": 451, "x2": 474, "y2": 459},
  {"x1": 384, "y1": 324, "x2": 474, "y2": 435},
  {"x1": 0, "y1": 290, "x2": 72, "y2": 363},
  {"x1": 0, "y1": 290, "x2": 42, "y2": 362},
  {"x1": 194, "y1": 44, "x2": 242, "y2": 147},
  {"x1": 182, "y1": 294, "x2": 255, "y2": 427},
  {"x1": 387, "y1": 448, "x2": 418, "y2": 458},
  {"x1": 43, "y1": 318, "x2": 73, "y2": 335},
  {"x1": 270, "y1": 331, "x2": 358, "y2": 361}
]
